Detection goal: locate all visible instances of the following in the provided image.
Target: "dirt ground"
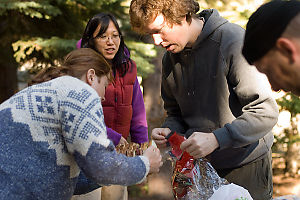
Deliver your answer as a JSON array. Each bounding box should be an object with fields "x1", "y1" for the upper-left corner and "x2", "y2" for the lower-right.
[
  {"x1": 273, "y1": 156, "x2": 300, "y2": 198},
  {"x1": 128, "y1": 158, "x2": 300, "y2": 200},
  {"x1": 273, "y1": 174, "x2": 300, "y2": 197}
]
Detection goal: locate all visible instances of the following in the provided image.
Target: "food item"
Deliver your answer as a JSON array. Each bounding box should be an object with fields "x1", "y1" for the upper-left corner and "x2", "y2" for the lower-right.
[{"x1": 116, "y1": 142, "x2": 148, "y2": 157}]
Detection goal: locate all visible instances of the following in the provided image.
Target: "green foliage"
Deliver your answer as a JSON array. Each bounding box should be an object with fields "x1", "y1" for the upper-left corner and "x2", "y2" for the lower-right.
[
  {"x1": 198, "y1": 0, "x2": 268, "y2": 27},
  {"x1": 274, "y1": 93, "x2": 300, "y2": 149},
  {"x1": 0, "y1": 0, "x2": 157, "y2": 79},
  {"x1": 12, "y1": 37, "x2": 76, "y2": 63},
  {"x1": 0, "y1": 1, "x2": 61, "y2": 18},
  {"x1": 126, "y1": 40, "x2": 156, "y2": 77},
  {"x1": 277, "y1": 93, "x2": 300, "y2": 116}
]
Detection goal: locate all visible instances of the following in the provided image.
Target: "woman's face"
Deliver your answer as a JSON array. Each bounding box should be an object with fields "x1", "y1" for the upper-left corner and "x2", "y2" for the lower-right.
[{"x1": 93, "y1": 20, "x2": 121, "y2": 61}]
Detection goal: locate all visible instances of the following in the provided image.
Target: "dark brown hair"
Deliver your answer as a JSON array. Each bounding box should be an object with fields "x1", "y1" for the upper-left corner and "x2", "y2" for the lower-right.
[
  {"x1": 29, "y1": 48, "x2": 112, "y2": 86},
  {"x1": 81, "y1": 13, "x2": 131, "y2": 77}
]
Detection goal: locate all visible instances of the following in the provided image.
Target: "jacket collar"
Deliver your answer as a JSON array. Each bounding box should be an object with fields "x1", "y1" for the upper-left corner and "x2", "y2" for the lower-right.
[{"x1": 189, "y1": 9, "x2": 228, "y2": 51}]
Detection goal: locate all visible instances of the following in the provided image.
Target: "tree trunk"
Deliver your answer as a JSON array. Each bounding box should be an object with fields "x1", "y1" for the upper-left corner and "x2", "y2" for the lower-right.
[
  {"x1": 284, "y1": 120, "x2": 300, "y2": 176},
  {"x1": 143, "y1": 49, "x2": 166, "y2": 135},
  {"x1": 0, "y1": 45, "x2": 18, "y2": 103}
]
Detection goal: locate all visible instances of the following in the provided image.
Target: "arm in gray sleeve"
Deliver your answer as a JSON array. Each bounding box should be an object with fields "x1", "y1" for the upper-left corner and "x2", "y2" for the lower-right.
[{"x1": 213, "y1": 39, "x2": 279, "y2": 150}]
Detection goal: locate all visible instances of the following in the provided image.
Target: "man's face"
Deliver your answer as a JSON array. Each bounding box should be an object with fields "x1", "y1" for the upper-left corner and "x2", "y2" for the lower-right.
[
  {"x1": 91, "y1": 75, "x2": 109, "y2": 101},
  {"x1": 254, "y1": 48, "x2": 300, "y2": 95},
  {"x1": 145, "y1": 14, "x2": 192, "y2": 53}
]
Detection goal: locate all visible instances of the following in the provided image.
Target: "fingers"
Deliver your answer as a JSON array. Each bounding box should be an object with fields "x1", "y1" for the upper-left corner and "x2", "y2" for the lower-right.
[
  {"x1": 143, "y1": 146, "x2": 161, "y2": 158},
  {"x1": 180, "y1": 132, "x2": 206, "y2": 158},
  {"x1": 151, "y1": 128, "x2": 171, "y2": 138},
  {"x1": 180, "y1": 139, "x2": 192, "y2": 151},
  {"x1": 118, "y1": 137, "x2": 128, "y2": 145},
  {"x1": 151, "y1": 128, "x2": 170, "y2": 148},
  {"x1": 143, "y1": 146, "x2": 163, "y2": 174},
  {"x1": 180, "y1": 139, "x2": 201, "y2": 158},
  {"x1": 180, "y1": 132, "x2": 219, "y2": 159},
  {"x1": 187, "y1": 149, "x2": 204, "y2": 159},
  {"x1": 152, "y1": 133, "x2": 166, "y2": 140}
]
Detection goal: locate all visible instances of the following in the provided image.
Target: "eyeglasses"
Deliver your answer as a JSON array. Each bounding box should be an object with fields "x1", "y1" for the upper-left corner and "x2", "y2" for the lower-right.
[{"x1": 95, "y1": 34, "x2": 121, "y2": 43}]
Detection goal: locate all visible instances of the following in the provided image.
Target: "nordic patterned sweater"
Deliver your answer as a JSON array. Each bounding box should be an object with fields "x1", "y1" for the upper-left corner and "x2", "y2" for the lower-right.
[{"x1": 0, "y1": 76, "x2": 149, "y2": 200}]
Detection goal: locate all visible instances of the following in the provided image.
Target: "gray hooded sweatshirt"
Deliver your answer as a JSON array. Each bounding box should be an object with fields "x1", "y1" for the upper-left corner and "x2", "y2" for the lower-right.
[{"x1": 161, "y1": 9, "x2": 279, "y2": 169}]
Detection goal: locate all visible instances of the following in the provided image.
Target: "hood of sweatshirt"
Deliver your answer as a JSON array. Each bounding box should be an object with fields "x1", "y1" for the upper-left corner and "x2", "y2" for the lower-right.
[{"x1": 191, "y1": 9, "x2": 228, "y2": 50}]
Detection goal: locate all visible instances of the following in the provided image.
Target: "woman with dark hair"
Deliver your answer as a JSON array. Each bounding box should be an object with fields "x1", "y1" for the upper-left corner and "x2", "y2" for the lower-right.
[
  {"x1": 78, "y1": 13, "x2": 149, "y2": 200},
  {"x1": 0, "y1": 48, "x2": 162, "y2": 200}
]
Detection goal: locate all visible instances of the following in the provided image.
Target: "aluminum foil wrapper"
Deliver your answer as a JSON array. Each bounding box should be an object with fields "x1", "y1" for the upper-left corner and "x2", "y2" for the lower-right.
[
  {"x1": 171, "y1": 157, "x2": 228, "y2": 200},
  {"x1": 166, "y1": 131, "x2": 228, "y2": 200}
]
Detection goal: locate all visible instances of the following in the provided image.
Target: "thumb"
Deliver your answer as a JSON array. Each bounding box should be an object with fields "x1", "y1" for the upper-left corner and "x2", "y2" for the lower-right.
[{"x1": 180, "y1": 139, "x2": 191, "y2": 151}]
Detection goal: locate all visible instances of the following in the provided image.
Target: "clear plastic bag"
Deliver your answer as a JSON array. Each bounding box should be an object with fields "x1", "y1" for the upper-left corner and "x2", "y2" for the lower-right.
[{"x1": 165, "y1": 131, "x2": 253, "y2": 200}]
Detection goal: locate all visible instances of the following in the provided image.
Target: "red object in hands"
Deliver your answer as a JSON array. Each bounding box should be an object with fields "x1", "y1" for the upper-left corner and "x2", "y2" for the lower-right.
[
  {"x1": 166, "y1": 131, "x2": 185, "y2": 159},
  {"x1": 166, "y1": 132, "x2": 195, "y2": 199}
]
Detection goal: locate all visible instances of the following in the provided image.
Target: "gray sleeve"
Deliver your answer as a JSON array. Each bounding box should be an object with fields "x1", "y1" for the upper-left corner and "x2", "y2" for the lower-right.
[{"x1": 213, "y1": 37, "x2": 279, "y2": 150}]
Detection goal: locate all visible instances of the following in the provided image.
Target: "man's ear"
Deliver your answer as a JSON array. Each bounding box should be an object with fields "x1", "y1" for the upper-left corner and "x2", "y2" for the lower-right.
[
  {"x1": 86, "y1": 69, "x2": 96, "y2": 86},
  {"x1": 276, "y1": 37, "x2": 298, "y2": 64}
]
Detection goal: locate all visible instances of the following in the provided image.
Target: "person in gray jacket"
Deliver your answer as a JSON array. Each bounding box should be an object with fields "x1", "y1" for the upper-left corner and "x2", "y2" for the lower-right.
[{"x1": 129, "y1": 0, "x2": 279, "y2": 199}]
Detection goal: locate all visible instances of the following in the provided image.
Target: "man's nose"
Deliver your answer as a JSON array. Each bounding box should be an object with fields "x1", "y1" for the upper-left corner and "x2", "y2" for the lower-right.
[{"x1": 152, "y1": 34, "x2": 163, "y2": 45}]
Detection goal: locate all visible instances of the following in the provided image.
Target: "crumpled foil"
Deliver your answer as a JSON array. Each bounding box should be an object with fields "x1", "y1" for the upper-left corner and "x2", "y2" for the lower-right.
[{"x1": 172, "y1": 158, "x2": 228, "y2": 200}]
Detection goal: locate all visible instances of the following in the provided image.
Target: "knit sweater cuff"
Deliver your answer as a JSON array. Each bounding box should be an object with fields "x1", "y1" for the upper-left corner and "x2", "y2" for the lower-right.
[
  {"x1": 213, "y1": 125, "x2": 232, "y2": 150},
  {"x1": 136, "y1": 156, "x2": 150, "y2": 184}
]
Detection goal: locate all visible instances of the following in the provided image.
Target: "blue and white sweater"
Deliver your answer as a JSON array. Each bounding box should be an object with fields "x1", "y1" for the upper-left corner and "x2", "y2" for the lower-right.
[{"x1": 0, "y1": 76, "x2": 149, "y2": 200}]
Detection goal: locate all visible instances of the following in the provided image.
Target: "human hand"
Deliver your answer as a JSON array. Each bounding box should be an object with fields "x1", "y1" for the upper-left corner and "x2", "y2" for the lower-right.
[
  {"x1": 180, "y1": 132, "x2": 219, "y2": 159},
  {"x1": 143, "y1": 145, "x2": 163, "y2": 173},
  {"x1": 118, "y1": 136, "x2": 129, "y2": 146},
  {"x1": 151, "y1": 128, "x2": 171, "y2": 149}
]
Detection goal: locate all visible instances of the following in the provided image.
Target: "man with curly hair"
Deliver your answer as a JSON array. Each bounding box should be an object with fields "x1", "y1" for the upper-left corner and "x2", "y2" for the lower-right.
[{"x1": 129, "y1": 0, "x2": 279, "y2": 199}]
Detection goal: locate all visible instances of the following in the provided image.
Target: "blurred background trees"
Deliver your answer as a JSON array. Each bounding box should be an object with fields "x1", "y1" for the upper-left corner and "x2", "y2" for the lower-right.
[
  {"x1": 0, "y1": 0, "x2": 299, "y2": 196},
  {"x1": 273, "y1": 93, "x2": 300, "y2": 177},
  {"x1": 0, "y1": 0, "x2": 156, "y2": 102}
]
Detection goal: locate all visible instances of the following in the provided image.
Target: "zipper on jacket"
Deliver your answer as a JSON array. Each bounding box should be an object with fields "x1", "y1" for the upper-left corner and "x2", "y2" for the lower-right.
[{"x1": 181, "y1": 49, "x2": 195, "y2": 96}]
